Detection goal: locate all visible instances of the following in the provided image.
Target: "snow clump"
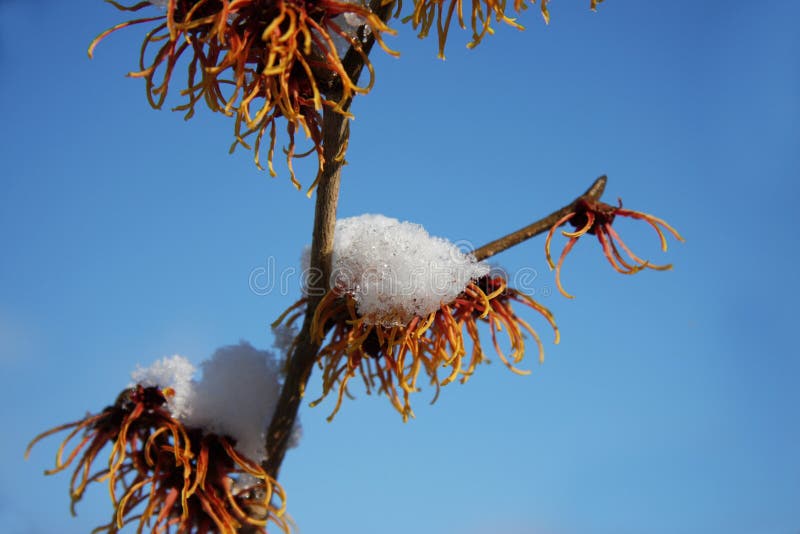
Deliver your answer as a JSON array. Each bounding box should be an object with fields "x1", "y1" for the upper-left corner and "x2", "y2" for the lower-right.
[
  {"x1": 330, "y1": 214, "x2": 490, "y2": 325},
  {"x1": 131, "y1": 355, "x2": 196, "y2": 419},
  {"x1": 182, "y1": 342, "x2": 281, "y2": 464},
  {"x1": 131, "y1": 341, "x2": 294, "y2": 463}
]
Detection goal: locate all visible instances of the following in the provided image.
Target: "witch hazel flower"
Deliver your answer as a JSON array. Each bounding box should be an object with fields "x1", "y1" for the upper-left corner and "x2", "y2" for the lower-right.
[
  {"x1": 26, "y1": 343, "x2": 291, "y2": 534},
  {"x1": 545, "y1": 196, "x2": 685, "y2": 298},
  {"x1": 277, "y1": 214, "x2": 559, "y2": 421},
  {"x1": 89, "y1": 0, "x2": 397, "y2": 194},
  {"x1": 406, "y1": 0, "x2": 605, "y2": 58}
]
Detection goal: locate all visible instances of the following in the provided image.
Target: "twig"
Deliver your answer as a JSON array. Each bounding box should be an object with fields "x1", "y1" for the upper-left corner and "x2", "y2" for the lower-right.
[
  {"x1": 262, "y1": 0, "x2": 395, "y2": 481},
  {"x1": 261, "y1": 1, "x2": 605, "y2": 487},
  {"x1": 261, "y1": 109, "x2": 345, "y2": 479},
  {"x1": 473, "y1": 175, "x2": 607, "y2": 261}
]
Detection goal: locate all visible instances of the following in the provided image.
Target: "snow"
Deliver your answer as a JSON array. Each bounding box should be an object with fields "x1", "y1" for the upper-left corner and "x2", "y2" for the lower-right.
[
  {"x1": 182, "y1": 342, "x2": 281, "y2": 463},
  {"x1": 330, "y1": 214, "x2": 489, "y2": 325},
  {"x1": 130, "y1": 355, "x2": 196, "y2": 419},
  {"x1": 131, "y1": 341, "x2": 296, "y2": 463}
]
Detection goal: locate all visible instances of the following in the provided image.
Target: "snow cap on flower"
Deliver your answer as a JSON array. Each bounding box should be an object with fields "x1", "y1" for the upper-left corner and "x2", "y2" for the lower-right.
[
  {"x1": 31, "y1": 346, "x2": 291, "y2": 534},
  {"x1": 131, "y1": 342, "x2": 297, "y2": 461},
  {"x1": 183, "y1": 341, "x2": 281, "y2": 463},
  {"x1": 331, "y1": 214, "x2": 490, "y2": 325},
  {"x1": 130, "y1": 354, "x2": 196, "y2": 419}
]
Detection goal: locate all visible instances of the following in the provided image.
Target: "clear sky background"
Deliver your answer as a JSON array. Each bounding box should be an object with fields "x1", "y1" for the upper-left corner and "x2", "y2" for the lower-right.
[{"x1": 1, "y1": 1, "x2": 798, "y2": 533}]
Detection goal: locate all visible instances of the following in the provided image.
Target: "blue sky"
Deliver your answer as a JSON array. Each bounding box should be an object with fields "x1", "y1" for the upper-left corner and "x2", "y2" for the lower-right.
[{"x1": 1, "y1": 1, "x2": 798, "y2": 533}]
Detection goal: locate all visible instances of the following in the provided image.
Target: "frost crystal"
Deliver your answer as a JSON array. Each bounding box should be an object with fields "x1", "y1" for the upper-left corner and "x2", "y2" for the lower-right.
[
  {"x1": 331, "y1": 214, "x2": 489, "y2": 325},
  {"x1": 131, "y1": 355, "x2": 196, "y2": 419}
]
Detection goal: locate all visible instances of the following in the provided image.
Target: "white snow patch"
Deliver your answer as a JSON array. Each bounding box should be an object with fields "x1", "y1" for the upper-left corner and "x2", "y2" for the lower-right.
[
  {"x1": 182, "y1": 341, "x2": 282, "y2": 464},
  {"x1": 132, "y1": 342, "x2": 299, "y2": 462},
  {"x1": 330, "y1": 214, "x2": 489, "y2": 325},
  {"x1": 131, "y1": 355, "x2": 196, "y2": 419}
]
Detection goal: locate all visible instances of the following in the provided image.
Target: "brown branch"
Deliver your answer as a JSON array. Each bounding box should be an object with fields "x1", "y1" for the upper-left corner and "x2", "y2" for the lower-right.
[
  {"x1": 262, "y1": 0, "x2": 603, "y2": 493},
  {"x1": 261, "y1": 107, "x2": 346, "y2": 480},
  {"x1": 261, "y1": 0, "x2": 395, "y2": 482},
  {"x1": 473, "y1": 175, "x2": 607, "y2": 261}
]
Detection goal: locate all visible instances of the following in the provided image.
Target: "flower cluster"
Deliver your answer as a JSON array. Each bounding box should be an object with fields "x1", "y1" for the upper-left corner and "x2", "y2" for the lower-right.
[
  {"x1": 279, "y1": 214, "x2": 558, "y2": 420},
  {"x1": 27, "y1": 346, "x2": 291, "y2": 533},
  {"x1": 545, "y1": 196, "x2": 685, "y2": 298},
  {"x1": 302, "y1": 274, "x2": 558, "y2": 421},
  {"x1": 90, "y1": 0, "x2": 396, "y2": 193},
  {"x1": 90, "y1": 1, "x2": 605, "y2": 189},
  {"x1": 402, "y1": 0, "x2": 605, "y2": 58},
  {"x1": 26, "y1": 385, "x2": 288, "y2": 534}
]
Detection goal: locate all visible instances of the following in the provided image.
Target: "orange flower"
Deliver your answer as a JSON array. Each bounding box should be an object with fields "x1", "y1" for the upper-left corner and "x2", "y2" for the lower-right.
[
  {"x1": 545, "y1": 197, "x2": 685, "y2": 299},
  {"x1": 89, "y1": 0, "x2": 397, "y2": 194},
  {"x1": 402, "y1": 0, "x2": 605, "y2": 58},
  {"x1": 26, "y1": 385, "x2": 289, "y2": 534},
  {"x1": 278, "y1": 274, "x2": 558, "y2": 421},
  {"x1": 89, "y1": 0, "x2": 606, "y2": 185}
]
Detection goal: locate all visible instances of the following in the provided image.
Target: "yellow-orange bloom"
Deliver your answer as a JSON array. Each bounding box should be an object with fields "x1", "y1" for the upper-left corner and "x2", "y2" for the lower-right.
[
  {"x1": 401, "y1": 0, "x2": 605, "y2": 58},
  {"x1": 89, "y1": 0, "x2": 606, "y2": 187},
  {"x1": 90, "y1": 0, "x2": 397, "y2": 194},
  {"x1": 284, "y1": 274, "x2": 558, "y2": 421},
  {"x1": 545, "y1": 197, "x2": 685, "y2": 299},
  {"x1": 26, "y1": 385, "x2": 289, "y2": 534}
]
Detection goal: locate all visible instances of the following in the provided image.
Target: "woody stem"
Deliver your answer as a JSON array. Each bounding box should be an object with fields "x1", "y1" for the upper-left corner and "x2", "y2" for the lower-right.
[
  {"x1": 262, "y1": 0, "x2": 395, "y2": 481},
  {"x1": 261, "y1": 2, "x2": 606, "y2": 488},
  {"x1": 473, "y1": 175, "x2": 608, "y2": 261}
]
